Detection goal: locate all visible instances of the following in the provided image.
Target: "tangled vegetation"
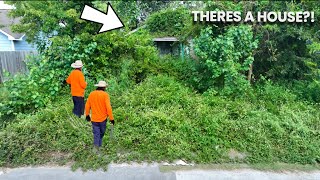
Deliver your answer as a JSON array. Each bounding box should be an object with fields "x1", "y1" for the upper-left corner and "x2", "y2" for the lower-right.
[{"x1": 0, "y1": 75, "x2": 319, "y2": 170}]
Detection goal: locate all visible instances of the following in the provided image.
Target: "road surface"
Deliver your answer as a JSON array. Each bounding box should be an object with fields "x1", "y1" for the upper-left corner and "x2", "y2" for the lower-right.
[{"x1": 0, "y1": 163, "x2": 319, "y2": 180}]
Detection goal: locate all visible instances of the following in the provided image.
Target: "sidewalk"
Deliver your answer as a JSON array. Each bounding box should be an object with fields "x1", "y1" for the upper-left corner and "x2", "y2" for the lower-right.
[{"x1": 0, "y1": 163, "x2": 319, "y2": 180}]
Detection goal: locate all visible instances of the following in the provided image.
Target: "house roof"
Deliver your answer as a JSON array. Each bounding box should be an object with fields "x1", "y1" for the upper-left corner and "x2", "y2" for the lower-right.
[
  {"x1": 0, "y1": 10, "x2": 24, "y2": 40},
  {"x1": 153, "y1": 37, "x2": 179, "y2": 42}
]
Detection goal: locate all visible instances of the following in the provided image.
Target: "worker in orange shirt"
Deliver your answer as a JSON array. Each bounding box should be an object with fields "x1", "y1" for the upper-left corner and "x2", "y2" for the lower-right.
[
  {"x1": 66, "y1": 60, "x2": 87, "y2": 118},
  {"x1": 85, "y1": 80, "x2": 114, "y2": 148}
]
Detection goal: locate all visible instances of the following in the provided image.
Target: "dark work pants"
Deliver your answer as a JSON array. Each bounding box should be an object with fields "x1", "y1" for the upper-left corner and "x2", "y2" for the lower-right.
[
  {"x1": 92, "y1": 120, "x2": 107, "y2": 147},
  {"x1": 72, "y1": 96, "x2": 84, "y2": 118}
]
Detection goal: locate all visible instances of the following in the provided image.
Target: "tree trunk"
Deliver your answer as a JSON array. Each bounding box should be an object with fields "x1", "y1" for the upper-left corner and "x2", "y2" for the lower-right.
[{"x1": 247, "y1": 64, "x2": 253, "y2": 82}]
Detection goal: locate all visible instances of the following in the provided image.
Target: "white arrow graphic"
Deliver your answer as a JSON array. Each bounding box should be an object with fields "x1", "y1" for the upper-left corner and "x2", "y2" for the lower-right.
[{"x1": 80, "y1": 3, "x2": 124, "y2": 33}]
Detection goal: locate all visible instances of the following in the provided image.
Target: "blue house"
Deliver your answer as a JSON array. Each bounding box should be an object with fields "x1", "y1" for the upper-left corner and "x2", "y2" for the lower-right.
[{"x1": 0, "y1": 9, "x2": 36, "y2": 51}]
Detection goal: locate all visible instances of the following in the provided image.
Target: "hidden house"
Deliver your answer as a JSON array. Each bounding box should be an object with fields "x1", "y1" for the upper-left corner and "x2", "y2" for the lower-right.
[{"x1": 0, "y1": 9, "x2": 36, "y2": 51}]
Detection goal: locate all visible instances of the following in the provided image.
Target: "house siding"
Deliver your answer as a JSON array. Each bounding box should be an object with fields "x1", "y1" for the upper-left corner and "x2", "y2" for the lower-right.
[
  {"x1": 14, "y1": 36, "x2": 36, "y2": 51},
  {"x1": 0, "y1": 32, "x2": 13, "y2": 51}
]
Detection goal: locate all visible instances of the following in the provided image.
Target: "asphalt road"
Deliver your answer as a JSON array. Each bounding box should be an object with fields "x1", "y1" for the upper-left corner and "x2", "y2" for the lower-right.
[{"x1": 0, "y1": 164, "x2": 320, "y2": 180}]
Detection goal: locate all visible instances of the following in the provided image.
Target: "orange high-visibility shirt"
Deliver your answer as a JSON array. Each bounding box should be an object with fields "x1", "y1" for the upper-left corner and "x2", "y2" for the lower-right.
[
  {"x1": 85, "y1": 90, "x2": 114, "y2": 122},
  {"x1": 66, "y1": 70, "x2": 87, "y2": 97}
]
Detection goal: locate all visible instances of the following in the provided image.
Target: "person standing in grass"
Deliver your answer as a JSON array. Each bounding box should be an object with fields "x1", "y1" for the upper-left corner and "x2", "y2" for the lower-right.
[
  {"x1": 85, "y1": 80, "x2": 114, "y2": 150},
  {"x1": 66, "y1": 60, "x2": 87, "y2": 118}
]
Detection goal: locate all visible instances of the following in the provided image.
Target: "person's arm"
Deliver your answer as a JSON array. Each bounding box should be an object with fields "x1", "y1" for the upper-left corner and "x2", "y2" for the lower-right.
[
  {"x1": 66, "y1": 72, "x2": 71, "y2": 84},
  {"x1": 85, "y1": 96, "x2": 91, "y2": 117},
  {"x1": 79, "y1": 72, "x2": 87, "y2": 89},
  {"x1": 105, "y1": 93, "x2": 114, "y2": 122}
]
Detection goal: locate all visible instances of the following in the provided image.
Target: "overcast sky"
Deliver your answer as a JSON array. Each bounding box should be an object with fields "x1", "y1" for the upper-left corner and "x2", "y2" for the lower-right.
[{"x1": 0, "y1": 1, "x2": 14, "y2": 9}]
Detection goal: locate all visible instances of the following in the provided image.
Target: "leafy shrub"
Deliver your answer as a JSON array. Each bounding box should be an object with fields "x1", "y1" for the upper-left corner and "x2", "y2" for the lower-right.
[
  {"x1": 194, "y1": 25, "x2": 258, "y2": 94},
  {"x1": 129, "y1": 55, "x2": 215, "y2": 93},
  {"x1": 81, "y1": 30, "x2": 158, "y2": 80},
  {"x1": 146, "y1": 7, "x2": 191, "y2": 37},
  {"x1": 256, "y1": 79, "x2": 297, "y2": 104},
  {"x1": 289, "y1": 80, "x2": 320, "y2": 103},
  {"x1": 253, "y1": 29, "x2": 312, "y2": 81},
  {"x1": 145, "y1": 56, "x2": 200, "y2": 88}
]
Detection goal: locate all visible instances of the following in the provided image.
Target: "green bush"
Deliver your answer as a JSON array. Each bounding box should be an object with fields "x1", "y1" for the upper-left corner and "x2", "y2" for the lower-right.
[
  {"x1": 194, "y1": 25, "x2": 258, "y2": 94},
  {"x1": 146, "y1": 56, "x2": 201, "y2": 89},
  {"x1": 146, "y1": 7, "x2": 191, "y2": 37},
  {"x1": 83, "y1": 30, "x2": 158, "y2": 80},
  {"x1": 289, "y1": 80, "x2": 320, "y2": 103}
]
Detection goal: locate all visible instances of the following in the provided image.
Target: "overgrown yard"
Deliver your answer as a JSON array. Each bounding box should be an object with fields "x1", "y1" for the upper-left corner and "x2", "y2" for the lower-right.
[{"x1": 0, "y1": 75, "x2": 319, "y2": 170}]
